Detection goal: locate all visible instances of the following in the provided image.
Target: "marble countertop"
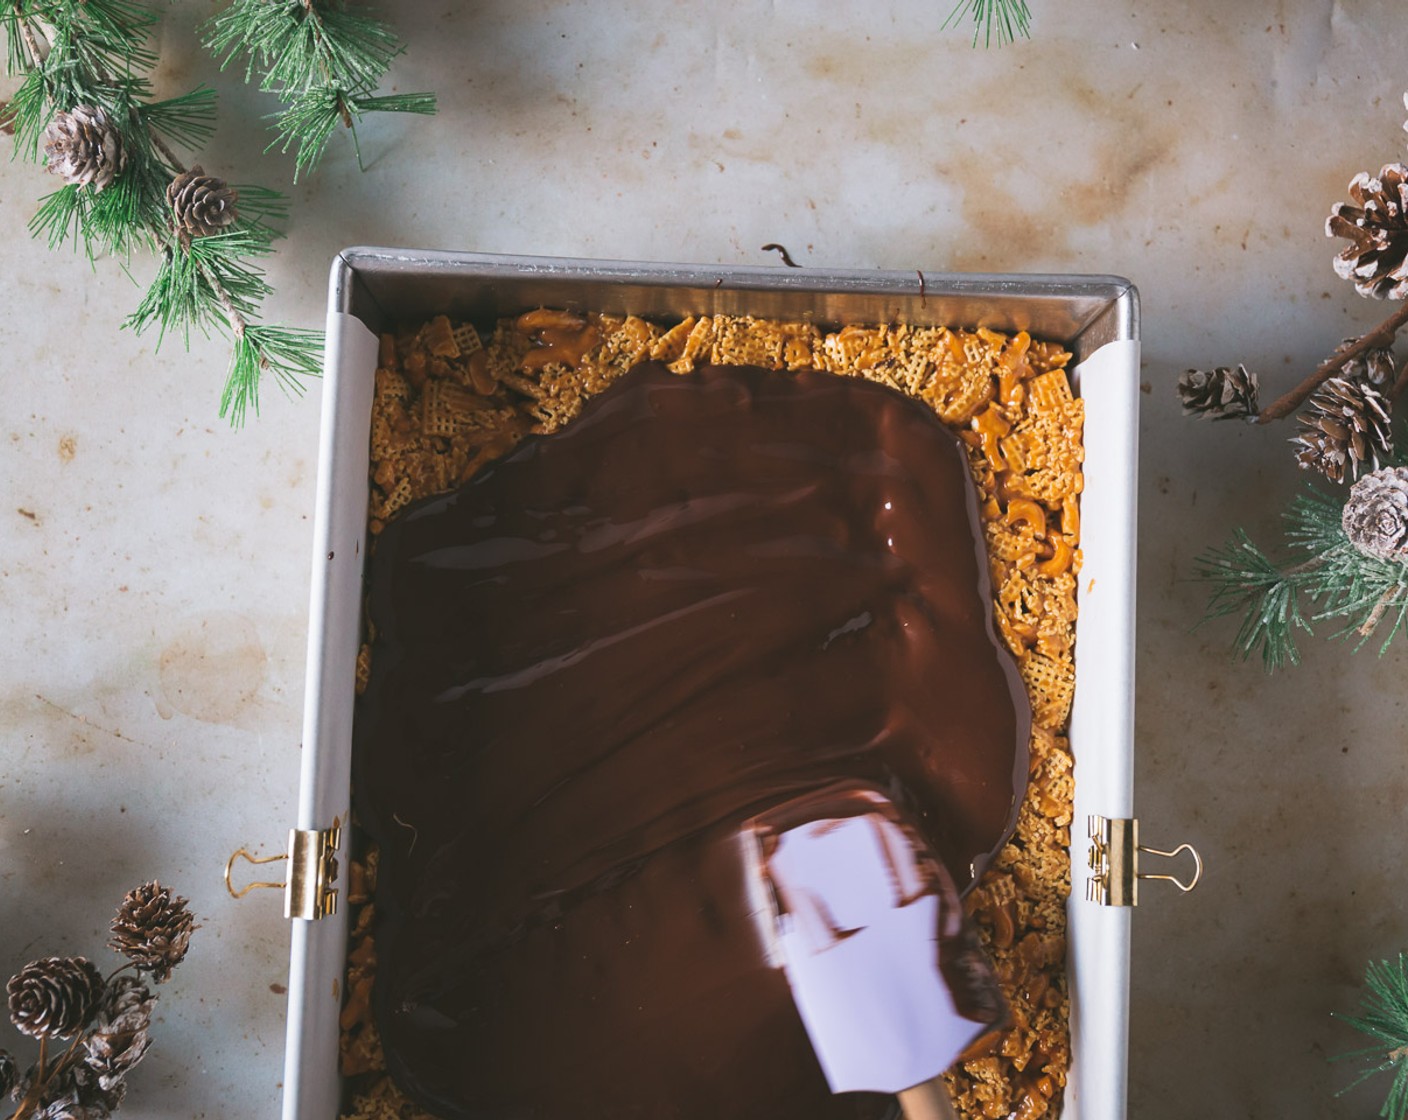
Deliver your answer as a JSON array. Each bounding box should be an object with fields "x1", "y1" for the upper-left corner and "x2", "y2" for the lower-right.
[{"x1": 4, "y1": 1, "x2": 1406, "y2": 1116}]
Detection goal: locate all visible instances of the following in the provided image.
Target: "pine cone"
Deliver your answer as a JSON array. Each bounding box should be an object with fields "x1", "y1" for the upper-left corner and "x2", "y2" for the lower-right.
[
  {"x1": 43, "y1": 105, "x2": 126, "y2": 192},
  {"x1": 1291, "y1": 376, "x2": 1392, "y2": 483},
  {"x1": 1342, "y1": 466, "x2": 1408, "y2": 561},
  {"x1": 95, "y1": 976, "x2": 154, "y2": 1025},
  {"x1": 109, "y1": 882, "x2": 195, "y2": 983},
  {"x1": 0, "y1": 1051, "x2": 15, "y2": 1099},
  {"x1": 1327, "y1": 163, "x2": 1408, "y2": 299},
  {"x1": 1178, "y1": 365, "x2": 1260, "y2": 420},
  {"x1": 84, "y1": 976, "x2": 153, "y2": 1093},
  {"x1": 7, "y1": 958, "x2": 105, "y2": 1040},
  {"x1": 20, "y1": 1060, "x2": 121, "y2": 1119},
  {"x1": 32, "y1": 1095, "x2": 85, "y2": 1120},
  {"x1": 32, "y1": 1085, "x2": 113, "y2": 1120},
  {"x1": 1331, "y1": 338, "x2": 1398, "y2": 388},
  {"x1": 166, "y1": 166, "x2": 238, "y2": 239},
  {"x1": 84, "y1": 1013, "x2": 151, "y2": 1093}
]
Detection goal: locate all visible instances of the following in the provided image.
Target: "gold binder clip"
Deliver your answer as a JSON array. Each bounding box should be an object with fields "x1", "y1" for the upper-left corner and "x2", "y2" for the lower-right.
[
  {"x1": 225, "y1": 821, "x2": 342, "y2": 920},
  {"x1": 1086, "y1": 815, "x2": 1202, "y2": 907}
]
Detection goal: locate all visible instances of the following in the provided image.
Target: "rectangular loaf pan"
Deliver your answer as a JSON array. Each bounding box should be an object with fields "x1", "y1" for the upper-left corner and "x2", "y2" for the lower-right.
[{"x1": 285, "y1": 249, "x2": 1141, "y2": 1120}]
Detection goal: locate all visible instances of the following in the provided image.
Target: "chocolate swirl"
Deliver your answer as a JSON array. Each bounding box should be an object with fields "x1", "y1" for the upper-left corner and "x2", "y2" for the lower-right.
[{"x1": 354, "y1": 361, "x2": 1030, "y2": 1119}]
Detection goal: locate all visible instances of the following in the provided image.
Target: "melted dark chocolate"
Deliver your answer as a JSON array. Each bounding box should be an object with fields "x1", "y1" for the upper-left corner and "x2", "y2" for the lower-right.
[{"x1": 354, "y1": 361, "x2": 1031, "y2": 1120}]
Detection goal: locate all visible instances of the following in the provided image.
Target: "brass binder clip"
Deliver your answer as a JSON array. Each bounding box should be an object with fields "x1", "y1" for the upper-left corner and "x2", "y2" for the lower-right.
[
  {"x1": 225, "y1": 821, "x2": 342, "y2": 920},
  {"x1": 1086, "y1": 815, "x2": 1202, "y2": 907}
]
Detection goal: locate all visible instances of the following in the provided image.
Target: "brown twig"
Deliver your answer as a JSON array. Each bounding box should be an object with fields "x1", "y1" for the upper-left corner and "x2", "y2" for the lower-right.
[
  {"x1": 194, "y1": 254, "x2": 249, "y2": 341},
  {"x1": 149, "y1": 132, "x2": 187, "y2": 177},
  {"x1": 14, "y1": 8, "x2": 46, "y2": 70},
  {"x1": 1357, "y1": 584, "x2": 1400, "y2": 638},
  {"x1": 1257, "y1": 300, "x2": 1408, "y2": 422}
]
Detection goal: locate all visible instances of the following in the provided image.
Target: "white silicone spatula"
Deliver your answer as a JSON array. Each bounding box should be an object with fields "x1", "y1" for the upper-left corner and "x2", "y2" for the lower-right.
[{"x1": 744, "y1": 784, "x2": 1006, "y2": 1120}]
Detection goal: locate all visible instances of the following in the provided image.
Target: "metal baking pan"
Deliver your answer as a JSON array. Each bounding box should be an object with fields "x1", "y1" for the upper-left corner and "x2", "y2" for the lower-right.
[{"x1": 281, "y1": 249, "x2": 1144, "y2": 1120}]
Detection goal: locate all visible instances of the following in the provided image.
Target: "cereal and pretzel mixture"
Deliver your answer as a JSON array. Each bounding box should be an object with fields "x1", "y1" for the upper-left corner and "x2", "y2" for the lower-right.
[{"x1": 341, "y1": 311, "x2": 1083, "y2": 1120}]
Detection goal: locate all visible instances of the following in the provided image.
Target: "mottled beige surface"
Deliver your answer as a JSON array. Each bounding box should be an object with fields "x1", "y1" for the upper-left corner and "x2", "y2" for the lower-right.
[{"x1": 1, "y1": 1, "x2": 1405, "y2": 1117}]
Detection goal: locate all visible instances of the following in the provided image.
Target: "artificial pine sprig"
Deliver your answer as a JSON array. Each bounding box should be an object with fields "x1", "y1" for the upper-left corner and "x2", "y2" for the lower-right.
[
  {"x1": 1196, "y1": 483, "x2": 1408, "y2": 670},
  {"x1": 3, "y1": 0, "x2": 320, "y2": 423},
  {"x1": 1189, "y1": 94, "x2": 1408, "y2": 667},
  {"x1": 943, "y1": 0, "x2": 1032, "y2": 46},
  {"x1": 202, "y1": 0, "x2": 436, "y2": 180},
  {"x1": 1335, "y1": 954, "x2": 1408, "y2": 1120}
]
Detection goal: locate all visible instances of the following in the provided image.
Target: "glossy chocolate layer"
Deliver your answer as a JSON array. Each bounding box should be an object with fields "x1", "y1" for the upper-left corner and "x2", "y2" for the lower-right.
[{"x1": 354, "y1": 361, "x2": 1031, "y2": 1119}]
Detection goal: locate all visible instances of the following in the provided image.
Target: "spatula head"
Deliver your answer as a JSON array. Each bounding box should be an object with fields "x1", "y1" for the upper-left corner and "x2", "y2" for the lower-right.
[{"x1": 746, "y1": 784, "x2": 1007, "y2": 1096}]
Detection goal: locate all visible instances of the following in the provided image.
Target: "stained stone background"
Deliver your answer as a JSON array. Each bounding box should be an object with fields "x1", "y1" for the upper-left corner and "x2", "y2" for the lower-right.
[{"x1": 2, "y1": 2, "x2": 1405, "y2": 1117}]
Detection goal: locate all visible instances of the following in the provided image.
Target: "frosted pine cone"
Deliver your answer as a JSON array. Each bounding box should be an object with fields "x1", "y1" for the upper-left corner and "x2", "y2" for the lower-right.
[
  {"x1": 7, "y1": 958, "x2": 105, "y2": 1040},
  {"x1": 32, "y1": 1094, "x2": 87, "y2": 1120},
  {"x1": 109, "y1": 882, "x2": 195, "y2": 983},
  {"x1": 22, "y1": 1058, "x2": 122, "y2": 1118},
  {"x1": 43, "y1": 106, "x2": 126, "y2": 192},
  {"x1": 1178, "y1": 365, "x2": 1260, "y2": 420},
  {"x1": 166, "y1": 166, "x2": 238, "y2": 239},
  {"x1": 94, "y1": 976, "x2": 154, "y2": 1026},
  {"x1": 1327, "y1": 164, "x2": 1408, "y2": 299},
  {"x1": 1292, "y1": 376, "x2": 1392, "y2": 483},
  {"x1": 83, "y1": 980, "x2": 152, "y2": 1093},
  {"x1": 1331, "y1": 338, "x2": 1398, "y2": 388},
  {"x1": 1343, "y1": 466, "x2": 1408, "y2": 561}
]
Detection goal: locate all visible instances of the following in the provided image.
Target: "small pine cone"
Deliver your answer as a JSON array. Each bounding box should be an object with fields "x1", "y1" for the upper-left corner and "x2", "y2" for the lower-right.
[
  {"x1": 7, "y1": 958, "x2": 105, "y2": 1040},
  {"x1": 1327, "y1": 163, "x2": 1408, "y2": 299},
  {"x1": 12, "y1": 1064, "x2": 37, "y2": 1104},
  {"x1": 96, "y1": 976, "x2": 154, "y2": 1026},
  {"x1": 84, "y1": 1012, "x2": 151, "y2": 1093},
  {"x1": 43, "y1": 105, "x2": 126, "y2": 192},
  {"x1": 1292, "y1": 377, "x2": 1393, "y2": 483},
  {"x1": 33, "y1": 1088, "x2": 112, "y2": 1120},
  {"x1": 0, "y1": 1051, "x2": 15, "y2": 1099},
  {"x1": 109, "y1": 882, "x2": 196, "y2": 983},
  {"x1": 1178, "y1": 365, "x2": 1260, "y2": 420},
  {"x1": 85, "y1": 976, "x2": 154, "y2": 1092},
  {"x1": 1331, "y1": 338, "x2": 1398, "y2": 388},
  {"x1": 29, "y1": 1062, "x2": 119, "y2": 1119},
  {"x1": 166, "y1": 166, "x2": 238, "y2": 239},
  {"x1": 33, "y1": 1095, "x2": 84, "y2": 1120},
  {"x1": 1342, "y1": 466, "x2": 1408, "y2": 561}
]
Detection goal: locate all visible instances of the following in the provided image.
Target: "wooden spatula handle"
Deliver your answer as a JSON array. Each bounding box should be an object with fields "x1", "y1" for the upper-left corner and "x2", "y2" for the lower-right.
[{"x1": 897, "y1": 1079, "x2": 959, "y2": 1120}]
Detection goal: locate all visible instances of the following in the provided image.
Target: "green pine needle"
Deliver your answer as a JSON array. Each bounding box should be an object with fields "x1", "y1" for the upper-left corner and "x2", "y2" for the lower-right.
[
  {"x1": 126, "y1": 246, "x2": 201, "y2": 346},
  {"x1": 7, "y1": 69, "x2": 50, "y2": 157},
  {"x1": 54, "y1": 0, "x2": 159, "y2": 72},
  {"x1": 220, "y1": 323, "x2": 322, "y2": 427},
  {"x1": 202, "y1": 0, "x2": 435, "y2": 178},
  {"x1": 3, "y1": 10, "x2": 34, "y2": 76},
  {"x1": 269, "y1": 87, "x2": 346, "y2": 179},
  {"x1": 29, "y1": 185, "x2": 87, "y2": 252},
  {"x1": 228, "y1": 183, "x2": 291, "y2": 226},
  {"x1": 1335, "y1": 955, "x2": 1408, "y2": 1120},
  {"x1": 1195, "y1": 528, "x2": 1309, "y2": 670},
  {"x1": 354, "y1": 92, "x2": 437, "y2": 116},
  {"x1": 139, "y1": 87, "x2": 219, "y2": 151},
  {"x1": 1195, "y1": 480, "x2": 1408, "y2": 670},
  {"x1": 943, "y1": 0, "x2": 1032, "y2": 47}
]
